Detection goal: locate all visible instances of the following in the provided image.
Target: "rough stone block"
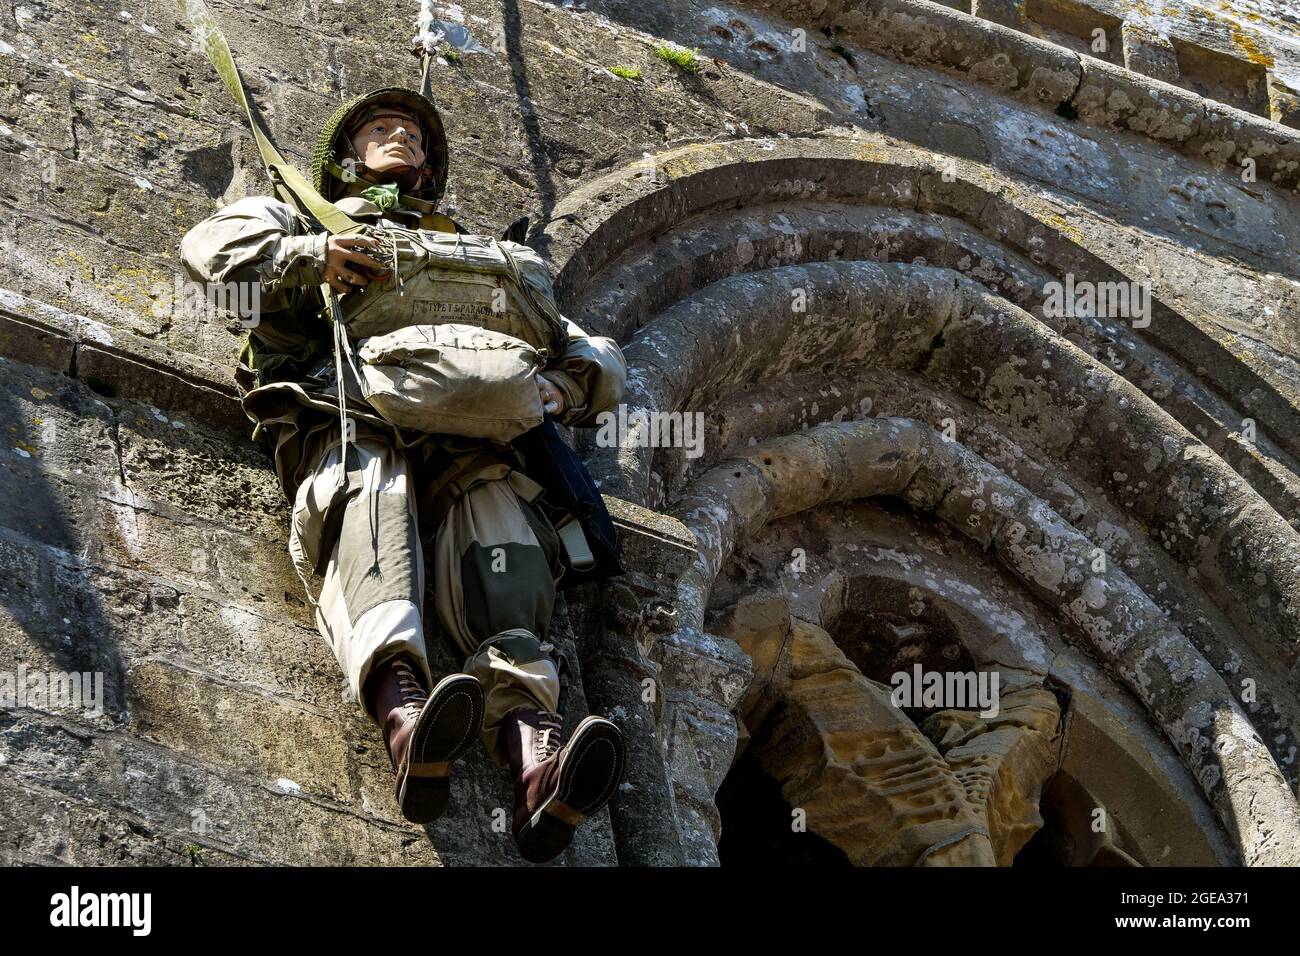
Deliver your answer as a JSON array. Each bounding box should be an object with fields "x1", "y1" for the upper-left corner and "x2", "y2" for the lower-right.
[
  {"x1": 126, "y1": 659, "x2": 355, "y2": 802},
  {"x1": 603, "y1": 495, "x2": 697, "y2": 585},
  {"x1": 0, "y1": 712, "x2": 442, "y2": 865},
  {"x1": 1268, "y1": 74, "x2": 1300, "y2": 130},
  {"x1": 973, "y1": 0, "x2": 1027, "y2": 31},
  {"x1": 1121, "y1": 21, "x2": 1180, "y2": 83}
]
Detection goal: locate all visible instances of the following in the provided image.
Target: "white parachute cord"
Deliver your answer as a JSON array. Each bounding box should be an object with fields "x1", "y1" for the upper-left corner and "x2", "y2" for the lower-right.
[
  {"x1": 413, "y1": 0, "x2": 445, "y2": 54},
  {"x1": 329, "y1": 288, "x2": 351, "y2": 490}
]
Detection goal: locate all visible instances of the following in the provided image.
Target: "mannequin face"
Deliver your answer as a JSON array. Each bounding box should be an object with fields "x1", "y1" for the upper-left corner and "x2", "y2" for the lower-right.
[{"x1": 348, "y1": 109, "x2": 427, "y2": 177}]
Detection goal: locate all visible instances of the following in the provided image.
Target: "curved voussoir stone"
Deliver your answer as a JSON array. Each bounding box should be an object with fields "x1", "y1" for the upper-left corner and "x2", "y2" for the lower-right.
[
  {"x1": 619, "y1": 260, "x2": 1299, "y2": 675},
  {"x1": 674, "y1": 418, "x2": 1300, "y2": 865}
]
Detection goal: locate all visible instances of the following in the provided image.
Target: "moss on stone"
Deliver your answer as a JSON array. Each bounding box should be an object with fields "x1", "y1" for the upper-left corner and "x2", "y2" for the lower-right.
[{"x1": 653, "y1": 43, "x2": 700, "y2": 73}]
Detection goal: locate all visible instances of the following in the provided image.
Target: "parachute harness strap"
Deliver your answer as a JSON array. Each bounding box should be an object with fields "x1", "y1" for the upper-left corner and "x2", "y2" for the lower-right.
[
  {"x1": 327, "y1": 285, "x2": 366, "y2": 496},
  {"x1": 493, "y1": 237, "x2": 568, "y2": 358},
  {"x1": 370, "y1": 227, "x2": 405, "y2": 297},
  {"x1": 182, "y1": 0, "x2": 367, "y2": 236},
  {"x1": 328, "y1": 287, "x2": 352, "y2": 495}
]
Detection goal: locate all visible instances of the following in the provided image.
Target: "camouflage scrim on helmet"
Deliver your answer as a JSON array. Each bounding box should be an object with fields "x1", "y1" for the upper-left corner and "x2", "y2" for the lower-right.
[{"x1": 312, "y1": 87, "x2": 450, "y2": 205}]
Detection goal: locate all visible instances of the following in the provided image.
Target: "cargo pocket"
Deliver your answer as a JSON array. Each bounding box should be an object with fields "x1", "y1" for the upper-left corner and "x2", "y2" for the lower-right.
[
  {"x1": 289, "y1": 456, "x2": 333, "y2": 603},
  {"x1": 519, "y1": 494, "x2": 564, "y2": 586}
]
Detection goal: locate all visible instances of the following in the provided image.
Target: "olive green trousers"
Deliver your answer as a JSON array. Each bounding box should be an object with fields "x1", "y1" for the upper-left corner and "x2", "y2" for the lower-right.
[{"x1": 288, "y1": 432, "x2": 564, "y2": 767}]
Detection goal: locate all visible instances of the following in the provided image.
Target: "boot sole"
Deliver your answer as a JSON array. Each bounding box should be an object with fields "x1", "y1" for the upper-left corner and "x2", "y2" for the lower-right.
[
  {"x1": 395, "y1": 674, "x2": 484, "y2": 824},
  {"x1": 515, "y1": 716, "x2": 626, "y2": 864}
]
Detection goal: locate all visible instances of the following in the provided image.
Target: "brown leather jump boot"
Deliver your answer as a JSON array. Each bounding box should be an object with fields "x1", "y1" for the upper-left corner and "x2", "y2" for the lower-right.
[
  {"x1": 502, "y1": 707, "x2": 626, "y2": 863},
  {"x1": 364, "y1": 654, "x2": 485, "y2": 824}
]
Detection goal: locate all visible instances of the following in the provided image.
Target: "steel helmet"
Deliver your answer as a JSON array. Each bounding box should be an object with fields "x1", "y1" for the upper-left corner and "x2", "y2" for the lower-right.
[{"x1": 311, "y1": 86, "x2": 450, "y2": 205}]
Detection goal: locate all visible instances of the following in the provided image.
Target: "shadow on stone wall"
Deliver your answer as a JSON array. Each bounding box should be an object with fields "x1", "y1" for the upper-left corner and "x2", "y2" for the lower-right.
[
  {"x1": 0, "y1": 369, "x2": 127, "y2": 721},
  {"x1": 502, "y1": 0, "x2": 558, "y2": 230}
]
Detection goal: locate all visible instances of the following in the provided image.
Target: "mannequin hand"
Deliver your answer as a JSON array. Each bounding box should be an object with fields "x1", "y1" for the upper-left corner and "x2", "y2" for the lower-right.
[
  {"x1": 322, "y1": 234, "x2": 390, "y2": 293},
  {"x1": 536, "y1": 373, "x2": 566, "y2": 416}
]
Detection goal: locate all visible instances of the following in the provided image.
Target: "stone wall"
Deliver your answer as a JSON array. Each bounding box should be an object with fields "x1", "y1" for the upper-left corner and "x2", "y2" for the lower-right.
[{"x1": 1, "y1": 0, "x2": 1297, "y2": 865}]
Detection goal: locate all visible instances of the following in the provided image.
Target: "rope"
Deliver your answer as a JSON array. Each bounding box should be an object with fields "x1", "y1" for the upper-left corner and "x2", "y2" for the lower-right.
[{"x1": 180, "y1": 0, "x2": 365, "y2": 236}]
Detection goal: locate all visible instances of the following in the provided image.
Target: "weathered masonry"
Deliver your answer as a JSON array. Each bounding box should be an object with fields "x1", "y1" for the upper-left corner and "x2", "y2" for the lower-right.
[{"x1": 1, "y1": 0, "x2": 1298, "y2": 865}]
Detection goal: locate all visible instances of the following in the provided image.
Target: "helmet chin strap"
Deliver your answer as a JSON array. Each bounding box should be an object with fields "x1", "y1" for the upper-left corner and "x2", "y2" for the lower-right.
[{"x1": 344, "y1": 158, "x2": 426, "y2": 195}]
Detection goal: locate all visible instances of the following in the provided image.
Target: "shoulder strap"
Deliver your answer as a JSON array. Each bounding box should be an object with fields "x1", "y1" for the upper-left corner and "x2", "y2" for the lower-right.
[
  {"x1": 182, "y1": 0, "x2": 366, "y2": 236},
  {"x1": 424, "y1": 448, "x2": 509, "y2": 527},
  {"x1": 183, "y1": 0, "x2": 372, "y2": 521}
]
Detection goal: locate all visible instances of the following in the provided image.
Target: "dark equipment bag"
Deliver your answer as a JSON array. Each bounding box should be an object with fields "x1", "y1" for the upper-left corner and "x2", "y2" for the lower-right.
[{"x1": 512, "y1": 419, "x2": 624, "y2": 591}]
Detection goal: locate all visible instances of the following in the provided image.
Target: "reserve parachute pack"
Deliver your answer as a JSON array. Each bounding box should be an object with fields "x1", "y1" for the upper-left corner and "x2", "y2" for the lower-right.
[
  {"x1": 354, "y1": 324, "x2": 543, "y2": 442},
  {"x1": 336, "y1": 228, "x2": 570, "y2": 441}
]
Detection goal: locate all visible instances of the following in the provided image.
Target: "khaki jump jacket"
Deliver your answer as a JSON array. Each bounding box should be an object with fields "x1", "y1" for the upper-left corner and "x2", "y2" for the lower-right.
[{"x1": 179, "y1": 194, "x2": 627, "y2": 501}]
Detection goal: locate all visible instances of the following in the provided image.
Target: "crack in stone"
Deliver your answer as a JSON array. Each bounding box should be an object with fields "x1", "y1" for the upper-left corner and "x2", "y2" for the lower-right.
[{"x1": 107, "y1": 402, "x2": 129, "y2": 492}]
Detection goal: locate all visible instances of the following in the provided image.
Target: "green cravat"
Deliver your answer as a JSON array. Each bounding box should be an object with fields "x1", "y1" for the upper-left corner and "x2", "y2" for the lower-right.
[{"x1": 359, "y1": 182, "x2": 401, "y2": 212}]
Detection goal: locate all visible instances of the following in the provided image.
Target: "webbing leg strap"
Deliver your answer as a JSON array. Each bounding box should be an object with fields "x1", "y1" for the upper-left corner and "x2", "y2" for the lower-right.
[{"x1": 426, "y1": 449, "x2": 546, "y2": 529}]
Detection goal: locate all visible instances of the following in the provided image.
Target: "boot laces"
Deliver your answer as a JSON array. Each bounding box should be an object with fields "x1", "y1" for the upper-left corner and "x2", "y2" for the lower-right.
[
  {"x1": 534, "y1": 713, "x2": 563, "y2": 762},
  {"x1": 393, "y1": 661, "x2": 427, "y2": 720}
]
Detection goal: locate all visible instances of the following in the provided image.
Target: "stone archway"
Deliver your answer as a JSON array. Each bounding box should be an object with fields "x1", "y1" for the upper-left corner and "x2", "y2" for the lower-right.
[
  {"x1": 678, "y1": 417, "x2": 1298, "y2": 863},
  {"x1": 546, "y1": 137, "x2": 1300, "y2": 867},
  {"x1": 707, "y1": 505, "x2": 1232, "y2": 867}
]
